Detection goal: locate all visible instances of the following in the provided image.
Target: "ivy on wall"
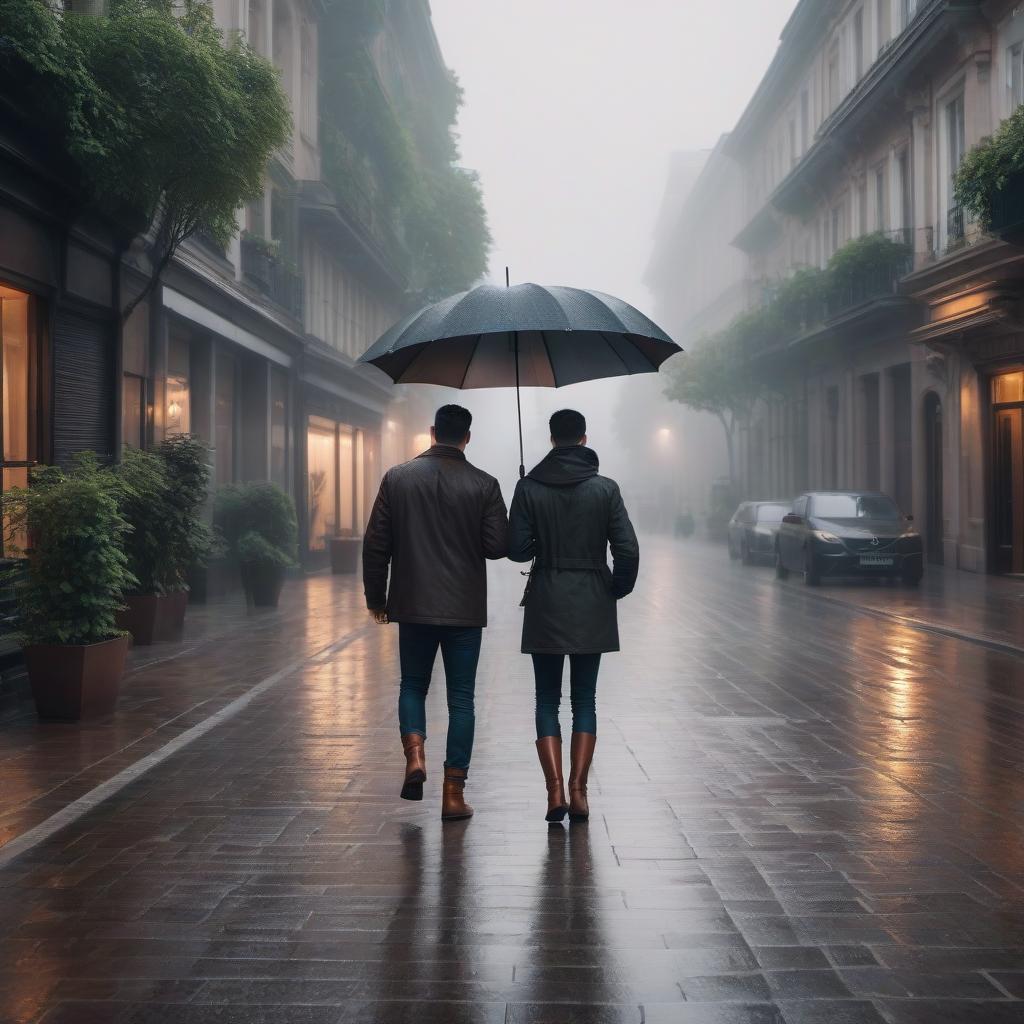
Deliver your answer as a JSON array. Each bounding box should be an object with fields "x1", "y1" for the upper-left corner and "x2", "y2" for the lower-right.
[{"x1": 319, "y1": 0, "x2": 490, "y2": 301}]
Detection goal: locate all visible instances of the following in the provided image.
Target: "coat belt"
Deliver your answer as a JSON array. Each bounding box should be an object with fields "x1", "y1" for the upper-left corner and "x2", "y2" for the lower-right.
[{"x1": 534, "y1": 557, "x2": 608, "y2": 570}]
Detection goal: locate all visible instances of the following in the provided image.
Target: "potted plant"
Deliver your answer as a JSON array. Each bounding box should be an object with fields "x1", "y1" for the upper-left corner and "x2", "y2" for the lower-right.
[
  {"x1": 112, "y1": 437, "x2": 211, "y2": 643},
  {"x1": 330, "y1": 535, "x2": 362, "y2": 574},
  {"x1": 3, "y1": 465, "x2": 136, "y2": 721},
  {"x1": 214, "y1": 481, "x2": 297, "y2": 608}
]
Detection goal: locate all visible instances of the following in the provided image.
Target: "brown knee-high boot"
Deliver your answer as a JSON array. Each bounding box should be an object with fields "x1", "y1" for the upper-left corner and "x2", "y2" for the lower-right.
[
  {"x1": 535, "y1": 736, "x2": 569, "y2": 823},
  {"x1": 568, "y1": 732, "x2": 596, "y2": 821},
  {"x1": 400, "y1": 734, "x2": 426, "y2": 801},
  {"x1": 441, "y1": 767, "x2": 473, "y2": 821}
]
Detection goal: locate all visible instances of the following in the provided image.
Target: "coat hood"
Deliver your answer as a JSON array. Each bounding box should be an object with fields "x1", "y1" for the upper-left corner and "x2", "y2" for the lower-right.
[{"x1": 527, "y1": 446, "x2": 600, "y2": 486}]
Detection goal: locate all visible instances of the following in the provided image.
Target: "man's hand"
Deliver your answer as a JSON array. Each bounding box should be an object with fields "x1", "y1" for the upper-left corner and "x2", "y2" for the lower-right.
[{"x1": 370, "y1": 608, "x2": 389, "y2": 625}]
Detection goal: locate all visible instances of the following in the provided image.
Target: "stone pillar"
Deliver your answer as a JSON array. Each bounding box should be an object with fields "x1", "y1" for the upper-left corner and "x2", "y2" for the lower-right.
[{"x1": 879, "y1": 366, "x2": 895, "y2": 496}]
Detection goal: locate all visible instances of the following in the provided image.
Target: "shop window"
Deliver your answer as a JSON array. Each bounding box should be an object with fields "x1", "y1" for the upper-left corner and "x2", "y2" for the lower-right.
[
  {"x1": 307, "y1": 416, "x2": 337, "y2": 551},
  {"x1": 215, "y1": 351, "x2": 236, "y2": 484},
  {"x1": 0, "y1": 285, "x2": 36, "y2": 555},
  {"x1": 270, "y1": 367, "x2": 288, "y2": 490},
  {"x1": 339, "y1": 425, "x2": 354, "y2": 534},
  {"x1": 166, "y1": 330, "x2": 191, "y2": 436},
  {"x1": 993, "y1": 371, "x2": 1024, "y2": 405}
]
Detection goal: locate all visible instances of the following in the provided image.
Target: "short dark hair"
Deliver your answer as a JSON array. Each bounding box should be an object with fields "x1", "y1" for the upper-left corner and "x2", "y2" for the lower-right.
[
  {"x1": 550, "y1": 409, "x2": 586, "y2": 446},
  {"x1": 434, "y1": 404, "x2": 472, "y2": 445}
]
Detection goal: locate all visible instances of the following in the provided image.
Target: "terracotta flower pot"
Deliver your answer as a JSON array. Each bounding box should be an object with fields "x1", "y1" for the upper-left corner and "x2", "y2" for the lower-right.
[
  {"x1": 24, "y1": 634, "x2": 129, "y2": 721},
  {"x1": 115, "y1": 591, "x2": 189, "y2": 645},
  {"x1": 240, "y1": 562, "x2": 285, "y2": 608},
  {"x1": 329, "y1": 537, "x2": 362, "y2": 575}
]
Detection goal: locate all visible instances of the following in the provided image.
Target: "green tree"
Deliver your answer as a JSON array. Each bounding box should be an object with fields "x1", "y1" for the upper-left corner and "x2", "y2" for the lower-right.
[
  {"x1": 0, "y1": 0, "x2": 292, "y2": 321},
  {"x1": 663, "y1": 333, "x2": 764, "y2": 483},
  {"x1": 955, "y1": 104, "x2": 1024, "y2": 229}
]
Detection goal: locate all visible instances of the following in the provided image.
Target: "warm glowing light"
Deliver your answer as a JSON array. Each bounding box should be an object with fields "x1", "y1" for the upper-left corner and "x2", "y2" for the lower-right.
[
  {"x1": 412, "y1": 432, "x2": 431, "y2": 454},
  {"x1": 656, "y1": 427, "x2": 672, "y2": 444},
  {"x1": 386, "y1": 419, "x2": 397, "y2": 431}
]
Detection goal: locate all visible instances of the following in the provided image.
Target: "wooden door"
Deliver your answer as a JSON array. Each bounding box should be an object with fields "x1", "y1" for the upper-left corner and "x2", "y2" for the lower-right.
[{"x1": 994, "y1": 407, "x2": 1024, "y2": 573}]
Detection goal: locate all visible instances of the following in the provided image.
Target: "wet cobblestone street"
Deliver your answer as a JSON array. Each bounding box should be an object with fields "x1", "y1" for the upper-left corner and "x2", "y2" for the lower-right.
[{"x1": 2, "y1": 539, "x2": 1024, "y2": 1024}]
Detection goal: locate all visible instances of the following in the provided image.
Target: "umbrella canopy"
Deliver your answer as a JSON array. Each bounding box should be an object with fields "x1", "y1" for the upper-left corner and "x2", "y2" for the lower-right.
[{"x1": 358, "y1": 282, "x2": 680, "y2": 389}]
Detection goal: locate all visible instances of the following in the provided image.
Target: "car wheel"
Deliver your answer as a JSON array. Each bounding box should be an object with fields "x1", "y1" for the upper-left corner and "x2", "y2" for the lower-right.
[
  {"x1": 804, "y1": 547, "x2": 821, "y2": 586},
  {"x1": 775, "y1": 547, "x2": 789, "y2": 579},
  {"x1": 741, "y1": 538, "x2": 754, "y2": 565}
]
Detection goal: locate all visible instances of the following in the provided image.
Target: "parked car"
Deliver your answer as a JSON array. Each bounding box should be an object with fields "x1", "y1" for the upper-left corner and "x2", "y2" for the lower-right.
[
  {"x1": 775, "y1": 491, "x2": 923, "y2": 586},
  {"x1": 727, "y1": 500, "x2": 791, "y2": 564}
]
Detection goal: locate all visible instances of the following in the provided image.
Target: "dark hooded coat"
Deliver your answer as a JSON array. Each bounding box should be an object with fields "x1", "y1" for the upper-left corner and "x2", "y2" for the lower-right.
[{"x1": 508, "y1": 446, "x2": 639, "y2": 654}]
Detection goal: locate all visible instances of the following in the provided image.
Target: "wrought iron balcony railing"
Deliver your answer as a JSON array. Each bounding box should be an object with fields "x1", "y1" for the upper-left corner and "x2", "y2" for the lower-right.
[
  {"x1": 240, "y1": 236, "x2": 303, "y2": 320},
  {"x1": 825, "y1": 253, "x2": 914, "y2": 320},
  {"x1": 947, "y1": 205, "x2": 965, "y2": 246}
]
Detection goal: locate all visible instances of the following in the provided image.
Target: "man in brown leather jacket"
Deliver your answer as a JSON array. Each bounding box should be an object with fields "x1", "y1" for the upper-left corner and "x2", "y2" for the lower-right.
[{"x1": 363, "y1": 404, "x2": 508, "y2": 821}]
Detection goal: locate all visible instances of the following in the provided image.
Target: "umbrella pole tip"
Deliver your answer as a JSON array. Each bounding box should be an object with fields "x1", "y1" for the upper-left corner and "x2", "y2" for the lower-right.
[
  {"x1": 519, "y1": 464, "x2": 525, "y2": 479},
  {"x1": 505, "y1": 266, "x2": 510, "y2": 288}
]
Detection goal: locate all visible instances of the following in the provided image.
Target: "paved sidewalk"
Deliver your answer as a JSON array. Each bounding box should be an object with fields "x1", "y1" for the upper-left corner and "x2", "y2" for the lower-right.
[
  {"x1": 1, "y1": 539, "x2": 1024, "y2": 1023},
  {"x1": 0, "y1": 574, "x2": 367, "y2": 851}
]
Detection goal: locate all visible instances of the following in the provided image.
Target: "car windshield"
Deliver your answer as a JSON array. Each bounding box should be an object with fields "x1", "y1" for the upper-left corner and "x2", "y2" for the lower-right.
[
  {"x1": 756, "y1": 504, "x2": 788, "y2": 524},
  {"x1": 812, "y1": 494, "x2": 901, "y2": 520}
]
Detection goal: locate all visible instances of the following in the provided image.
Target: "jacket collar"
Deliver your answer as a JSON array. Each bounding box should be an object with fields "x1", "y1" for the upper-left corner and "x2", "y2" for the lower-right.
[{"x1": 417, "y1": 444, "x2": 466, "y2": 462}]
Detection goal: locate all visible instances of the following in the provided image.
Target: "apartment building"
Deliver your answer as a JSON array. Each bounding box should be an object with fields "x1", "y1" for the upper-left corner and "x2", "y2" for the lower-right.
[
  {"x1": 0, "y1": 0, "x2": 456, "y2": 580},
  {"x1": 664, "y1": 0, "x2": 1024, "y2": 574}
]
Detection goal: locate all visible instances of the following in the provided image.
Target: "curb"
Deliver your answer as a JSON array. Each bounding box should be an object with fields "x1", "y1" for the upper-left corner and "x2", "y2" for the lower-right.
[{"x1": 802, "y1": 588, "x2": 1024, "y2": 660}]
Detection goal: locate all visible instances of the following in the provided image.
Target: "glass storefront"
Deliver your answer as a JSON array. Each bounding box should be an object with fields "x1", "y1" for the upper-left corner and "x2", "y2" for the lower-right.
[
  {"x1": 307, "y1": 416, "x2": 338, "y2": 551},
  {"x1": 166, "y1": 329, "x2": 191, "y2": 436},
  {"x1": 305, "y1": 414, "x2": 379, "y2": 553},
  {"x1": 0, "y1": 285, "x2": 35, "y2": 555}
]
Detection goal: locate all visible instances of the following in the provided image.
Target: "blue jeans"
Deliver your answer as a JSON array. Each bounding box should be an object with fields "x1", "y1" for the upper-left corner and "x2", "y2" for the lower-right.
[
  {"x1": 399, "y1": 623, "x2": 482, "y2": 770},
  {"x1": 532, "y1": 653, "x2": 601, "y2": 740}
]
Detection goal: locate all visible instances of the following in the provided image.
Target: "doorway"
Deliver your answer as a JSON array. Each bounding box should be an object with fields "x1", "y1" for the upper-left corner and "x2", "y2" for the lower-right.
[
  {"x1": 924, "y1": 391, "x2": 944, "y2": 565},
  {"x1": 992, "y1": 371, "x2": 1024, "y2": 573}
]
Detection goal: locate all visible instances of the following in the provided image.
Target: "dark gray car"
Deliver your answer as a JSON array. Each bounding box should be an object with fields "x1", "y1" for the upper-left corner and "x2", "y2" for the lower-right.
[
  {"x1": 727, "y1": 501, "x2": 790, "y2": 564},
  {"x1": 775, "y1": 491, "x2": 924, "y2": 586}
]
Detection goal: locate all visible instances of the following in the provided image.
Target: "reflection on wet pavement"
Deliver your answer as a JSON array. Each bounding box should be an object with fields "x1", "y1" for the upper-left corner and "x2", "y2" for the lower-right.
[{"x1": 2, "y1": 538, "x2": 1024, "y2": 1023}]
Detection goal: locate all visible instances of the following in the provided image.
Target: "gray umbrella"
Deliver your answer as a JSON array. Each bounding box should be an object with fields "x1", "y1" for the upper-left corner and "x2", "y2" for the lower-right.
[{"x1": 358, "y1": 281, "x2": 681, "y2": 475}]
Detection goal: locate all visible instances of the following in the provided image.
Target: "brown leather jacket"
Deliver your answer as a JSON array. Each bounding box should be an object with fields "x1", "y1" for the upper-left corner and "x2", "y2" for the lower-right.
[{"x1": 362, "y1": 446, "x2": 509, "y2": 627}]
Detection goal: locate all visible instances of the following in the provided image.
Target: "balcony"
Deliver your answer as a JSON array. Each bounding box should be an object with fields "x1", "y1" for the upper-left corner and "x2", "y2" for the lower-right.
[
  {"x1": 946, "y1": 205, "x2": 965, "y2": 249},
  {"x1": 240, "y1": 235, "x2": 303, "y2": 320},
  {"x1": 989, "y1": 175, "x2": 1024, "y2": 240},
  {"x1": 825, "y1": 252, "x2": 914, "y2": 321}
]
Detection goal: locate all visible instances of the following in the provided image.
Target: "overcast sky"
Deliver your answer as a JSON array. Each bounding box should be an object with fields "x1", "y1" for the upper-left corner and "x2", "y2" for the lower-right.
[{"x1": 427, "y1": 0, "x2": 797, "y2": 485}]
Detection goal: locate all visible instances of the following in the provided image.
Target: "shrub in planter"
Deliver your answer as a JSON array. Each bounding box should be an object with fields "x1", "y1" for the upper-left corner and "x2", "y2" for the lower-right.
[
  {"x1": 112, "y1": 436, "x2": 211, "y2": 643},
  {"x1": 3, "y1": 466, "x2": 136, "y2": 721},
  {"x1": 214, "y1": 481, "x2": 297, "y2": 608}
]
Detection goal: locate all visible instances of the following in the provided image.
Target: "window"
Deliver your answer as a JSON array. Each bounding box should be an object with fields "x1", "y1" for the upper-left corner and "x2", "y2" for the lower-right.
[
  {"x1": 789, "y1": 119, "x2": 797, "y2": 169},
  {"x1": 858, "y1": 178, "x2": 869, "y2": 236},
  {"x1": 307, "y1": 416, "x2": 337, "y2": 551},
  {"x1": 1008, "y1": 42, "x2": 1023, "y2": 114},
  {"x1": 800, "y1": 88, "x2": 810, "y2": 153},
  {"x1": 828, "y1": 42, "x2": 841, "y2": 112},
  {"x1": 853, "y1": 8, "x2": 865, "y2": 80},
  {"x1": 270, "y1": 367, "x2": 288, "y2": 491},
  {"x1": 876, "y1": 0, "x2": 890, "y2": 52},
  {"x1": 214, "y1": 351, "x2": 236, "y2": 484},
  {"x1": 896, "y1": 148, "x2": 912, "y2": 237},
  {"x1": 123, "y1": 302, "x2": 148, "y2": 450},
  {"x1": 300, "y1": 24, "x2": 316, "y2": 139},
  {"x1": 166, "y1": 329, "x2": 190, "y2": 437},
  {"x1": 945, "y1": 93, "x2": 965, "y2": 238},
  {"x1": 0, "y1": 285, "x2": 36, "y2": 555},
  {"x1": 900, "y1": 0, "x2": 915, "y2": 32},
  {"x1": 874, "y1": 163, "x2": 887, "y2": 230}
]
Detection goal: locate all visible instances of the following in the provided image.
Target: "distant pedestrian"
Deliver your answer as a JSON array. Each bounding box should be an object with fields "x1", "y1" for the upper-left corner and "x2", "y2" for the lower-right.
[
  {"x1": 508, "y1": 409, "x2": 639, "y2": 823},
  {"x1": 363, "y1": 404, "x2": 509, "y2": 821}
]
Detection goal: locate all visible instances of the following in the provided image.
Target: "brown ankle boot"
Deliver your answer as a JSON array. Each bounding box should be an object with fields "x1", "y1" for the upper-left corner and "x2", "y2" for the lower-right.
[
  {"x1": 568, "y1": 732, "x2": 596, "y2": 821},
  {"x1": 441, "y1": 767, "x2": 473, "y2": 821},
  {"x1": 535, "y1": 736, "x2": 569, "y2": 823},
  {"x1": 400, "y1": 734, "x2": 426, "y2": 801}
]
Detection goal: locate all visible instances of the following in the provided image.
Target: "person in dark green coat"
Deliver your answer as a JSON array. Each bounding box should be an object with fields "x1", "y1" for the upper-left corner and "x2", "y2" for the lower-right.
[{"x1": 508, "y1": 409, "x2": 639, "y2": 823}]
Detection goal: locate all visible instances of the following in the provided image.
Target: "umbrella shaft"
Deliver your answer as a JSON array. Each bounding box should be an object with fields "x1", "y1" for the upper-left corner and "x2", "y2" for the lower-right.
[{"x1": 514, "y1": 331, "x2": 524, "y2": 479}]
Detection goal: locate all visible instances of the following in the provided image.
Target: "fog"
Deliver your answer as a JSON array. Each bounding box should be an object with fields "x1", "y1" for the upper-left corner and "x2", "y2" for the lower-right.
[{"x1": 428, "y1": 0, "x2": 796, "y2": 515}]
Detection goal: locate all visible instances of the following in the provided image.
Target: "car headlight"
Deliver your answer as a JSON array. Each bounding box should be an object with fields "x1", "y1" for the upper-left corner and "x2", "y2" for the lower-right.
[{"x1": 813, "y1": 530, "x2": 842, "y2": 544}]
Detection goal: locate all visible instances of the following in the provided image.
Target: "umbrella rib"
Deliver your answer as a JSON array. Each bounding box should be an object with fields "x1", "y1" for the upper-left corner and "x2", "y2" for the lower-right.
[
  {"x1": 540, "y1": 331, "x2": 559, "y2": 387},
  {"x1": 459, "y1": 333, "x2": 483, "y2": 389},
  {"x1": 601, "y1": 332, "x2": 633, "y2": 375}
]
